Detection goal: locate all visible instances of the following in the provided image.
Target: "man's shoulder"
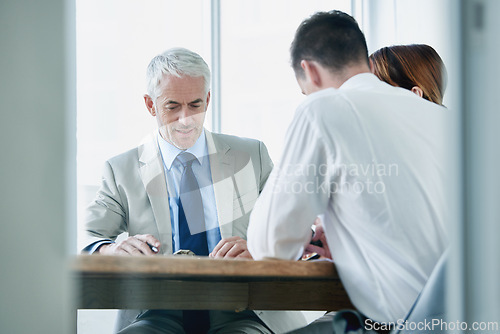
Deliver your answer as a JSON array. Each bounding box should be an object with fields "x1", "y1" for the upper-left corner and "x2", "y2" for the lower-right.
[
  {"x1": 211, "y1": 132, "x2": 262, "y2": 149},
  {"x1": 106, "y1": 134, "x2": 157, "y2": 166},
  {"x1": 295, "y1": 88, "x2": 354, "y2": 126},
  {"x1": 106, "y1": 146, "x2": 142, "y2": 167}
]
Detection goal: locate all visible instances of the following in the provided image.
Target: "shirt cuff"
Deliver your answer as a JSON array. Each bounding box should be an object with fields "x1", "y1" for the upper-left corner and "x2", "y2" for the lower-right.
[{"x1": 82, "y1": 240, "x2": 114, "y2": 254}]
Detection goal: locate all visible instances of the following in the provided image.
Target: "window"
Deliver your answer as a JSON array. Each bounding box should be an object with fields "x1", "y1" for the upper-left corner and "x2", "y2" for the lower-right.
[{"x1": 219, "y1": 0, "x2": 351, "y2": 161}]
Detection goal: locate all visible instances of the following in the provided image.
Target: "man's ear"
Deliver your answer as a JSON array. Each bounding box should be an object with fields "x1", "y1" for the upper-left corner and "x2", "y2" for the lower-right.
[
  {"x1": 411, "y1": 86, "x2": 424, "y2": 98},
  {"x1": 144, "y1": 94, "x2": 156, "y2": 116},
  {"x1": 205, "y1": 91, "x2": 211, "y2": 111},
  {"x1": 301, "y1": 60, "x2": 322, "y2": 87}
]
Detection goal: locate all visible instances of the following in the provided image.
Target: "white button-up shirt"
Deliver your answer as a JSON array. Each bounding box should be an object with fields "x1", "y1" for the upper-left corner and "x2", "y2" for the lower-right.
[{"x1": 248, "y1": 73, "x2": 449, "y2": 322}]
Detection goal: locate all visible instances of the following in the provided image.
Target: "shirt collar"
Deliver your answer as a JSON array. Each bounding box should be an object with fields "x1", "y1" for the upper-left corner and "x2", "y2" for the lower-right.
[
  {"x1": 304, "y1": 73, "x2": 379, "y2": 100},
  {"x1": 339, "y1": 72, "x2": 380, "y2": 90},
  {"x1": 157, "y1": 128, "x2": 207, "y2": 170}
]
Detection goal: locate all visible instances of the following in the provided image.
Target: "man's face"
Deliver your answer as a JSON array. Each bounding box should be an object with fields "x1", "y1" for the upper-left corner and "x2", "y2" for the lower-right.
[{"x1": 146, "y1": 75, "x2": 209, "y2": 150}]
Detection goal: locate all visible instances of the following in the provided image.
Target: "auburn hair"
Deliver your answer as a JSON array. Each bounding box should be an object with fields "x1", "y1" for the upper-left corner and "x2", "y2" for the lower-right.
[{"x1": 370, "y1": 44, "x2": 447, "y2": 105}]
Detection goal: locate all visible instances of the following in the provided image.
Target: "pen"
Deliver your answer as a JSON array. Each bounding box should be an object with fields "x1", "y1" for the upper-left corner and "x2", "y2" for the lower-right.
[{"x1": 148, "y1": 243, "x2": 158, "y2": 253}]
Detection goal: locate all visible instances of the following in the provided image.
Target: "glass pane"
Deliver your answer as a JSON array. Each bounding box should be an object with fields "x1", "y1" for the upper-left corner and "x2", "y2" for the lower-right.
[{"x1": 220, "y1": 0, "x2": 351, "y2": 161}]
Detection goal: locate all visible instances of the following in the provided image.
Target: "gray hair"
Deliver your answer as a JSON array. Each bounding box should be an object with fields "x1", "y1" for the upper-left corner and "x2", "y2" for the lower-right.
[{"x1": 146, "y1": 47, "x2": 211, "y2": 100}]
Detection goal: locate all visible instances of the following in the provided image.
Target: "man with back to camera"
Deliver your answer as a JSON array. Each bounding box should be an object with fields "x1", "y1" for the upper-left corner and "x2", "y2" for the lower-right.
[
  {"x1": 247, "y1": 10, "x2": 448, "y2": 333},
  {"x1": 81, "y1": 47, "x2": 308, "y2": 334}
]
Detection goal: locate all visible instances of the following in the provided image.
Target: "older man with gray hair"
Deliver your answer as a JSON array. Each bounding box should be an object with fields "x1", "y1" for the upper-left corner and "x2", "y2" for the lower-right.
[{"x1": 82, "y1": 48, "x2": 307, "y2": 333}]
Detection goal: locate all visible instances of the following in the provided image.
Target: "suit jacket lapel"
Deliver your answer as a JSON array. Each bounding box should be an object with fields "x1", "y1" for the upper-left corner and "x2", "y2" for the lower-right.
[
  {"x1": 138, "y1": 133, "x2": 173, "y2": 254},
  {"x1": 205, "y1": 130, "x2": 235, "y2": 239}
]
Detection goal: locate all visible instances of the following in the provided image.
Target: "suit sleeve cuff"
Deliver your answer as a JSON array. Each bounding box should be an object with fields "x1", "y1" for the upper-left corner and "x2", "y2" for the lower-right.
[{"x1": 82, "y1": 240, "x2": 114, "y2": 254}]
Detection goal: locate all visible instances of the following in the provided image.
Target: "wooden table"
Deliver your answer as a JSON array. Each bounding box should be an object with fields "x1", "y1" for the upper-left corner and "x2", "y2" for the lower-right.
[{"x1": 72, "y1": 255, "x2": 353, "y2": 311}]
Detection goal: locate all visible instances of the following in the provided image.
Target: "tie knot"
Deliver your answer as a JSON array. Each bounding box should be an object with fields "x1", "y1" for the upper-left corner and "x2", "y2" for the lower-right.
[{"x1": 177, "y1": 152, "x2": 197, "y2": 167}]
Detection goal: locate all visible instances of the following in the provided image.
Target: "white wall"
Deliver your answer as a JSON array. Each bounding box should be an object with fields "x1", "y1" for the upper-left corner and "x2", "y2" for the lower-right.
[{"x1": 0, "y1": 0, "x2": 74, "y2": 333}]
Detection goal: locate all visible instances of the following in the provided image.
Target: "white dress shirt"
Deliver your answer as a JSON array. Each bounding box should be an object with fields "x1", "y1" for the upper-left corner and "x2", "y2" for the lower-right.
[
  {"x1": 248, "y1": 73, "x2": 449, "y2": 323},
  {"x1": 157, "y1": 129, "x2": 222, "y2": 253}
]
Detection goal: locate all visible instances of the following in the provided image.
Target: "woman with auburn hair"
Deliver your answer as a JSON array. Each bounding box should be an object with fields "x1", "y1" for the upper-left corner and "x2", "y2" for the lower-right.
[{"x1": 369, "y1": 44, "x2": 447, "y2": 105}]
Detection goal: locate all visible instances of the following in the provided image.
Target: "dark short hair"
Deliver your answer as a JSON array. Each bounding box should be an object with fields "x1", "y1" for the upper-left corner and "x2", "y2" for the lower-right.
[{"x1": 291, "y1": 10, "x2": 369, "y2": 77}]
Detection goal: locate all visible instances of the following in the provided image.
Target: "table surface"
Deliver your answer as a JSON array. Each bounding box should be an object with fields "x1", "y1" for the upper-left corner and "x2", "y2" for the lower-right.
[{"x1": 72, "y1": 255, "x2": 354, "y2": 311}]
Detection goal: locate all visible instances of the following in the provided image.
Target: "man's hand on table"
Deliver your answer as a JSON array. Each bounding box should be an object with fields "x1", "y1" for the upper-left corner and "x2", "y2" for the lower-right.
[
  {"x1": 209, "y1": 236, "x2": 253, "y2": 259},
  {"x1": 302, "y1": 218, "x2": 332, "y2": 260},
  {"x1": 98, "y1": 234, "x2": 161, "y2": 256}
]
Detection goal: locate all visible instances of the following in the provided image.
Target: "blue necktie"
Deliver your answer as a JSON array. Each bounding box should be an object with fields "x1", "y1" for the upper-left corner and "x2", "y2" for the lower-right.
[
  {"x1": 177, "y1": 152, "x2": 209, "y2": 256},
  {"x1": 176, "y1": 152, "x2": 210, "y2": 333}
]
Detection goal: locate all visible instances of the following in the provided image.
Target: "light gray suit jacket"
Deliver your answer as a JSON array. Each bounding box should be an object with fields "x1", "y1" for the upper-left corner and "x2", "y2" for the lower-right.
[{"x1": 82, "y1": 130, "x2": 308, "y2": 333}]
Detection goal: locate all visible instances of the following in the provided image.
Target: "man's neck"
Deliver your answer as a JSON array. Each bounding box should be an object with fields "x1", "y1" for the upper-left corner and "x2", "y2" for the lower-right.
[{"x1": 326, "y1": 63, "x2": 371, "y2": 89}]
